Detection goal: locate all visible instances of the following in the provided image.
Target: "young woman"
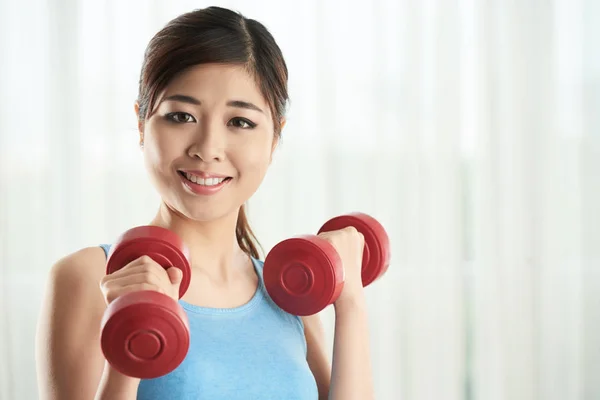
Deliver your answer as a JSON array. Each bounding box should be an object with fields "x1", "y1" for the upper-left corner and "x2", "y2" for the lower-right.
[{"x1": 35, "y1": 6, "x2": 374, "y2": 400}]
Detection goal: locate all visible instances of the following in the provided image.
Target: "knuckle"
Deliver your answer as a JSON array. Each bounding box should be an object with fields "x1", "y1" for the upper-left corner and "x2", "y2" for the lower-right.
[
  {"x1": 143, "y1": 271, "x2": 155, "y2": 283},
  {"x1": 318, "y1": 232, "x2": 333, "y2": 241},
  {"x1": 343, "y1": 226, "x2": 358, "y2": 235},
  {"x1": 141, "y1": 265, "x2": 156, "y2": 275},
  {"x1": 105, "y1": 291, "x2": 117, "y2": 303},
  {"x1": 139, "y1": 255, "x2": 154, "y2": 264},
  {"x1": 100, "y1": 280, "x2": 112, "y2": 291}
]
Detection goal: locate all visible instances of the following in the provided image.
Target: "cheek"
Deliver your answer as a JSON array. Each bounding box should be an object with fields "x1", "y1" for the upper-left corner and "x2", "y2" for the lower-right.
[
  {"x1": 233, "y1": 140, "x2": 273, "y2": 180},
  {"x1": 143, "y1": 130, "x2": 179, "y2": 176}
]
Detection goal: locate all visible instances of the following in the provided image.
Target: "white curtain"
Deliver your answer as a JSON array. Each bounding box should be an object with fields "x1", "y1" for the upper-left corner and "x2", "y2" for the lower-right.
[{"x1": 1, "y1": 0, "x2": 598, "y2": 399}]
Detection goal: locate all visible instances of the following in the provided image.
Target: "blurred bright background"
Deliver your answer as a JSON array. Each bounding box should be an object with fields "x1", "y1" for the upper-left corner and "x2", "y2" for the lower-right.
[{"x1": 1, "y1": 0, "x2": 599, "y2": 399}]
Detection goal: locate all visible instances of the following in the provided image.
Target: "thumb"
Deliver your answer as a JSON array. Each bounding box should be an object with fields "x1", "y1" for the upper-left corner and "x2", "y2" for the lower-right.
[{"x1": 166, "y1": 267, "x2": 183, "y2": 285}]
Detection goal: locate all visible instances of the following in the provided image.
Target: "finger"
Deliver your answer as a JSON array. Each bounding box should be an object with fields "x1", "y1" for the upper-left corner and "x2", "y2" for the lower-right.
[
  {"x1": 102, "y1": 260, "x2": 168, "y2": 285},
  {"x1": 106, "y1": 282, "x2": 164, "y2": 303},
  {"x1": 121, "y1": 255, "x2": 156, "y2": 270},
  {"x1": 341, "y1": 226, "x2": 359, "y2": 235},
  {"x1": 166, "y1": 267, "x2": 183, "y2": 285},
  {"x1": 103, "y1": 270, "x2": 165, "y2": 289},
  {"x1": 102, "y1": 263, "x2": 152, "y2": 285},
  {"x1": 357, "y1": 231, "x2": 365, "y2": 244},
  {"x1": 103, "y1": 256, "x2": 151, "y2": 280},
  {"x1": 316, "y1": 231, "x2": 334, "y2": 240}
]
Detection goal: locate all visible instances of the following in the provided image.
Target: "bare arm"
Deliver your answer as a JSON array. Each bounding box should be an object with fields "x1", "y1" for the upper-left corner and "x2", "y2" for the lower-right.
[
  {"x1": 303, "y1": 314, "x2": 331, "y2": 400},
  {"x1": 303, "y1": 295, "x2": 374, "y2": 400},
  {"x1": 328, "y1": 294, "x2": 374, "y2": 400},
  {"x1": 35, "y1": 247, "x2": 140, "y2": 400}
]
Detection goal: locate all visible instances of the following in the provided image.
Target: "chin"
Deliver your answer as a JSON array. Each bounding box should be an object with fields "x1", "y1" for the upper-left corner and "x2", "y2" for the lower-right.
[
  {"x1": 160, "y1": 178, "x2": 252, "y2": 223},
  {"x1": 181, "y1": 204, "x2": 237, "y2": 223}
]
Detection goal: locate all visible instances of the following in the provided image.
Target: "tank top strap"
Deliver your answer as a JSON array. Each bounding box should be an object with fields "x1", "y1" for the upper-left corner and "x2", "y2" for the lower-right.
[{"x1": 99, "y1": 244, "x2": 111, "y2": 259}]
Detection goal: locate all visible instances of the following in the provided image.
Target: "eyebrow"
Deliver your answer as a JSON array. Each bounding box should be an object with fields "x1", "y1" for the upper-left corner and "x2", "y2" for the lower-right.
[
  {"x1": 162, "y1": 94, "x2": 264, "y2": 114},
  {"x1": 163, "y1": 94, "x2": 201, "y2": 105},
  {"x1": 227, "y1": 100, "x2": 264, "y2": 114}
]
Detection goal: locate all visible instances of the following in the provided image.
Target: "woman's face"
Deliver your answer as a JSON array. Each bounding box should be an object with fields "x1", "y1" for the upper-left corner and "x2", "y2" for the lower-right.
[{"x1": 137, "y1": 63, "x2": 278, "y2": 222}]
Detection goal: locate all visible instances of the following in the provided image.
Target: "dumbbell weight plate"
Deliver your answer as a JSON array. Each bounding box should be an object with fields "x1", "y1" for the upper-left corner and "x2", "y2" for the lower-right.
[
  {"x1": 101, "y1": 291, "x2": 190, "y2": 378},
  {"x1": 318, "y1": 213, "x2": 390, "y2": 287},
  {"x1": 263, "y1": 235, "x2": 344, "y2": 316}
]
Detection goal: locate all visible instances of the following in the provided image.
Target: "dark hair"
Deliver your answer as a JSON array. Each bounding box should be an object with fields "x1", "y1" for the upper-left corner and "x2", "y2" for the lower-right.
[{"x1": 137, "y1": 7, "x2": 289, "y2": 259}]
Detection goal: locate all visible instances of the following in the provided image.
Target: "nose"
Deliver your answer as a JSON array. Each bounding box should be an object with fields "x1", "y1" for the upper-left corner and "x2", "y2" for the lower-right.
[{"x1": 187, "y1": 121, "x2": 225, "y2": 162}]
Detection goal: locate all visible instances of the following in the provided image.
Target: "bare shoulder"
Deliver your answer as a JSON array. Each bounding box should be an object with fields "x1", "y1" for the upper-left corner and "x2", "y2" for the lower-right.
[
  {"x1": 39, "y1": 245, "x2": 108, "y2": 346},
  {"x1": 36, "y1": 246, "x2": 109, "y2": 400},
  {"x1": 41, "y1": 245, "x2": 108, "y2": 326},
  {"x1": 301, "y1": 314, "x2": 331, "y2": 400},
  {"x1": 49, "y1": 246, "x2": 107, "y2": 283}
]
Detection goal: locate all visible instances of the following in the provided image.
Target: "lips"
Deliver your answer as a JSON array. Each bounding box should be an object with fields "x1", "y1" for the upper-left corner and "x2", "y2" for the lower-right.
[
  {"x1": 178, "y1": 170, "x2": 230, "y2": 179},
  {"x1": 179, "y1": 172, "x2": 228, "y2": 186},
  {"x1": 177, "y1": 170, "x2": 233, "y2": 196}
]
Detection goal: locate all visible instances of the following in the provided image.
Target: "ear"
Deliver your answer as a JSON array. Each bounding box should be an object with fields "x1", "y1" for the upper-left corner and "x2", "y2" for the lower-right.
[
  {"x1": 279, "y1": 118, "x2": 286, "y2": 133},
  {"x1": 134, "y1": 101, "x2": 144, "y2": 148},
  {"x1": 269, "y1": 118, "x2": 285, "y2": 163}
]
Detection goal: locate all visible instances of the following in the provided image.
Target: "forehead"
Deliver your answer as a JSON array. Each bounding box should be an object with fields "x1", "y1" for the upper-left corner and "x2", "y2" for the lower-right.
[{"x1": 163, "y1": 63, "x2": 269, "y2": 110}]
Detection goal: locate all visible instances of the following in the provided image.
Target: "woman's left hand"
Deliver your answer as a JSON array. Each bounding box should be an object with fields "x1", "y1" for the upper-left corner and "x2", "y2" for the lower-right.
[{"x1": 317, "y1": 226, "x2": 365, "y2": 309}]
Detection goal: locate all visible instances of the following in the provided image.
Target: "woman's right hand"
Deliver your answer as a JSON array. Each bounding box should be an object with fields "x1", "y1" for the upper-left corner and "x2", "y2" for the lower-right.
[{"x1": 99, "y1": 255, "x2": 183, "y2": 306}]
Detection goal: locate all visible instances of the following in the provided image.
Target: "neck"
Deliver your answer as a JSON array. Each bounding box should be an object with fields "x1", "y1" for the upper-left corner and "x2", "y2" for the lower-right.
[{"x1": 149, "y1": 202, "x2": 249, "y2": 281}]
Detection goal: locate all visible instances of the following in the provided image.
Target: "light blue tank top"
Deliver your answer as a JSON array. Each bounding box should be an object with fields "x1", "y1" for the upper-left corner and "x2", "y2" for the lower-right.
[{"x1": 99, "y1": 244, "x2": 318, "y2": 400}]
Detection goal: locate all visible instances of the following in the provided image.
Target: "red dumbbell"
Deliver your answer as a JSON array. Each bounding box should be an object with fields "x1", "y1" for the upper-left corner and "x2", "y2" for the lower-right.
[
  {"x1": 100, "y1": 226, "x2": 192, "y2": 379},
  {"x1": 263, "y1": 212, "x2": 390, "y2": 316}
]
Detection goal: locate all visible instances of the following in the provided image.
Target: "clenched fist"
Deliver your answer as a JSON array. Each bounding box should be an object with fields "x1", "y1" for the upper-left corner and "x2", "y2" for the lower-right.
[
  {"x1": 99, "y1": 255, "x2": 183, "y2": 306},
  {"x1": 317, "y1": 226, "x2": 365, "y2": 306}
]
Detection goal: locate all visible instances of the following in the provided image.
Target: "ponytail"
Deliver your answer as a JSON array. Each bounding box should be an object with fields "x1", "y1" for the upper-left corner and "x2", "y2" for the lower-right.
[{"x1": 236, "y1": 204, "x2": 262, "y2": 260}]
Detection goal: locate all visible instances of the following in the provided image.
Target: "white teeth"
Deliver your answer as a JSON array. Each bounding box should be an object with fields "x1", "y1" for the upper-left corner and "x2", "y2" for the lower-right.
[{"x1": 184, "y1": 173, "x2": 226, "y2": 186}]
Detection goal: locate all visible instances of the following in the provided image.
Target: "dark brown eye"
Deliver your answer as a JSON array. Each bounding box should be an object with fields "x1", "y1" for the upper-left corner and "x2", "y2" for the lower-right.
[
  {"x1": 228, "y1": 117, "x2": 256, "y2": 129},
  {"x1": 166, "y1": 112, "x2": 196, "y2": 123}
]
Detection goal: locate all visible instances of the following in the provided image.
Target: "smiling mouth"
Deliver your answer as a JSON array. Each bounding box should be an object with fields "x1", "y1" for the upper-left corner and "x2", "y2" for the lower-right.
[{"x1": 177, "y1": 171, "x2": 233, "y2": 186}]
